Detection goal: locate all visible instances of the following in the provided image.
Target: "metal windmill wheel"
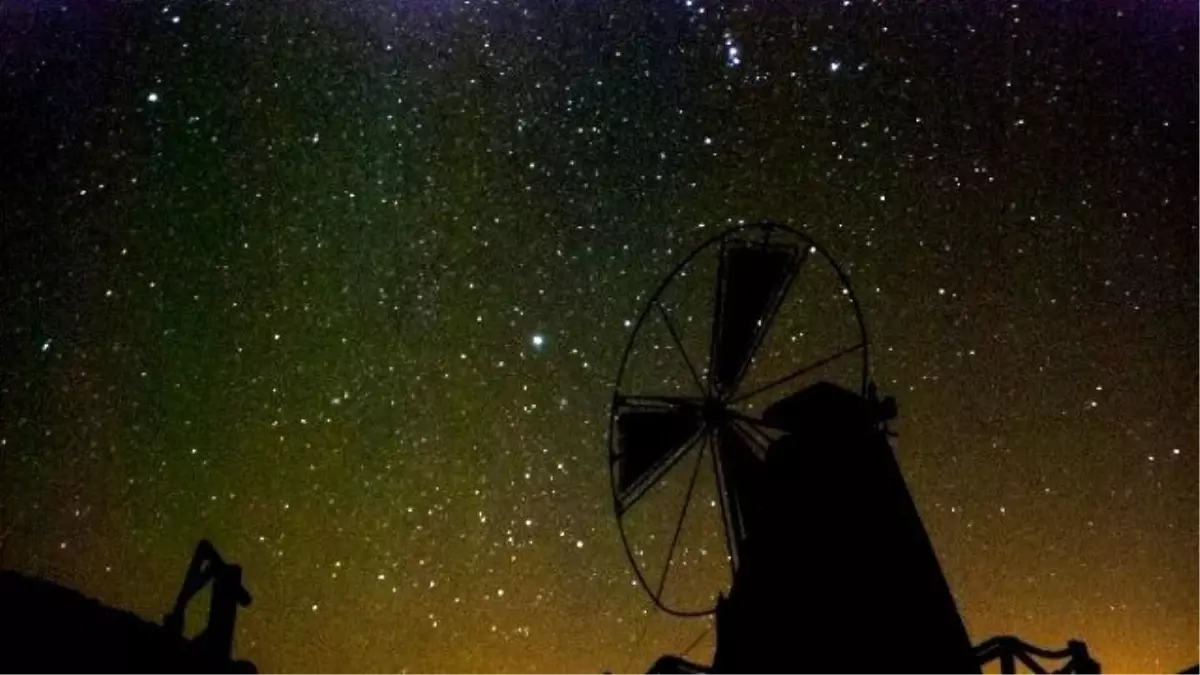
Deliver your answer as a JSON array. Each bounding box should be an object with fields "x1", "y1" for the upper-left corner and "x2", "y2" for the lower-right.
[{"x1": 608, "y1": 222, "x2": 871, "y2": 616}]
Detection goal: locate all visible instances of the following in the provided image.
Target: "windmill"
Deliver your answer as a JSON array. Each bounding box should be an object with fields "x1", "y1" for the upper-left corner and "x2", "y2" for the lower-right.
[{"x1": 607, "y1": 222, "x2": 978, "y2": 672}]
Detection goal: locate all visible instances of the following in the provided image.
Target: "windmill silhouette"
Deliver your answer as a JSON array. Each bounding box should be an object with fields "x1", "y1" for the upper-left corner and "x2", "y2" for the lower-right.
[{"x1": 607, "y1": 223, "x2": 1097, "y2": 674}]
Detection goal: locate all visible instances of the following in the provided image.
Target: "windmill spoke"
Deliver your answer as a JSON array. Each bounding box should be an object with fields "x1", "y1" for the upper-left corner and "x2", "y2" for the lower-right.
[
  {"x1": 706, "y1": 235, "x2": 728, "y2": 398},
  {"x1": 709, "y1": 433, "x2": 740, "y2": 572},
  {"x1": 617, "y1": 428, "x2": 706, "y2": 515},
  {"x1": 653, "y1": 430, "x2": 709, "y2": 600},
  {"x1": 614, "y1": 394, "x2": 705, "y2": 414},
  {"x1": 729, "y1": 342, "x2": 865, "y2": 404},
  {"x1": 732, "y1": 419, "x2": 773, "y2": 456},
  {"x1": 724, "y1": 246, "x2": 809, "y2": 399},
  {"x1": 724, "y1": 411, "x2": 791, "y2": 458},
  {"x1": 724, "y1": 409, "x2": 786, "y2": 433},
  {"x1": 655, "y1": 300, "x2": 708, "y2": 396}
]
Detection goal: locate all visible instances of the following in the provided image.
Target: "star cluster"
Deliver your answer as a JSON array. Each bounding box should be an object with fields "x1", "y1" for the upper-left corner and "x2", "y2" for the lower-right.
[{"x1": 0, "y1": 0, "x2": 1195, "y2": 672}]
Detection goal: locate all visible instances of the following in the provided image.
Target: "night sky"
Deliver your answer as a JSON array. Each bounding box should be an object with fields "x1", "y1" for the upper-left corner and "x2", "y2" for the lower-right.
[{"x1": 1, "y1": 0, "x2": 1196, "y2": 672}]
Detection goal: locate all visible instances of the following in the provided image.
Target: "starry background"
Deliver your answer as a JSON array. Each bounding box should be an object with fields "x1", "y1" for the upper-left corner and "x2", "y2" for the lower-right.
[{"x1": 1, "y1": 0, "x2": 1197, "y2": 672}]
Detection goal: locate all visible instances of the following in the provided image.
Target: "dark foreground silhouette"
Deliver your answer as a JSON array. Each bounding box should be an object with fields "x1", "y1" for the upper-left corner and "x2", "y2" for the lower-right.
[
  {"x1": 0, "y1": 540, "x2": 254, "y2": 673},
  {"x1": 645, "y1": 382, "x2": 1102, "y2": 674}
]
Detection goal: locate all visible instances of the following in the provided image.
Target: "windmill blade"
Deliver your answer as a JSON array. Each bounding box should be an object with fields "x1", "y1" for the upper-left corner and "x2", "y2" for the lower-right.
[
  {"x1": 711, "y1": 422, "x2": 769, "y2": 569},
  {"x1": 614, "y1": 404, "x2": 704, "y2": 510},
  {"x1": 710, "y1": 241, "x2": 805, "y2": 398},
  {"x1": 730, "y1": 248, "x2": 869, "y2": 411}
]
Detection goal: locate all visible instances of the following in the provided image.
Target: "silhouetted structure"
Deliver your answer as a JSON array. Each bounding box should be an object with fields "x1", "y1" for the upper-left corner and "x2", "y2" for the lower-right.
[
  {"x1": 0, "y1": 540, "x2": 254, "y2": 673},
  {"x1": 610, "y1": 225, "x2": 1101, "y2": 673},
  {"x1": 974, "y1": 636, "x2": 1100, "y2": 674},
  {"x1": 706, "y1": 382, "x2": 977, "y2": 673},
  {"x1": 164, "y1": 539, "x2": 253, "y2": 660}
]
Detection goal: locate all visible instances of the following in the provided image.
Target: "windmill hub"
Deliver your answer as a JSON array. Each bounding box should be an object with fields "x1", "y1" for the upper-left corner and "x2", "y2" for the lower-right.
[{"x1": 700, "y1": 397, "x2": 728, "y2": 426}]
